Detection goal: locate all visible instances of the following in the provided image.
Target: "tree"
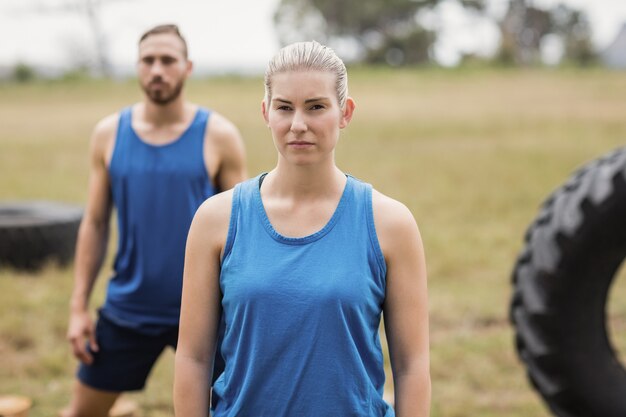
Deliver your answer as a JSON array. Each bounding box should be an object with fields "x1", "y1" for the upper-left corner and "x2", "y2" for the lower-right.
[
  {"x1": 497, "y1": 0, "x2": 595, "y2": 66},
  {"x1": 8, "y1": 0, "x2": 134, "y2": 77},
  {"x1": 274, "y1": 0, "x2": 484, "y2": 66},
  {"x1": 12, "y1": 63, "x2": 37, "y2": 83},
  {"x1": 498, "y1": 0, "x2": 552, "y2": 65},
  {"x1": 550, "y1": 4, "x2": 595, "y2": 65}
]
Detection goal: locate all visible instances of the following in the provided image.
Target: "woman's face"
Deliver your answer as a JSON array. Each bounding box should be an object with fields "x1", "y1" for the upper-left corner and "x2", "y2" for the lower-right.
[{"x1": 262, "y1": 70, "x2": 354, "y2": 167}]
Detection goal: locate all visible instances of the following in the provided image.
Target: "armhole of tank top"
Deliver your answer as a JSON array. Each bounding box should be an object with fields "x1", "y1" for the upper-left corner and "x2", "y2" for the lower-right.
[
  {"x1": 108, "y1": 108, "x2": 129, "y2": 171},
  {"x1": 199, "y1": 108, "x2": 215, "y2": 190},
  {"x1": 221, "y1": 183, "x2": 240, "y2": 265},
  {"x1": 365, "y1": 184, "x2": 388, "y2": 278},
  {"x1": 196, "y1": 107, "x2": 211, "y2": 175}
]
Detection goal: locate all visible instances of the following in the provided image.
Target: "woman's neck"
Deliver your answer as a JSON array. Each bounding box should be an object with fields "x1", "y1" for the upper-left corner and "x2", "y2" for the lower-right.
[{"x1": 264, "y1": 162, "x2": 346, "y2": 201}]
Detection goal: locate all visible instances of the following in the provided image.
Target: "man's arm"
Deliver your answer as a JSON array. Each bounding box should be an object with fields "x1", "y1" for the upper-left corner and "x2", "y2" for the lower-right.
[
  {"x1": 67, "y1": 115, "x2": 116, "y2": 365},
  {"x1": 374, "y1": 190, "x2": 431, "y2": 417},
  {"x1": 205, "y1": 113, "x2": 247, "y2": 192}
]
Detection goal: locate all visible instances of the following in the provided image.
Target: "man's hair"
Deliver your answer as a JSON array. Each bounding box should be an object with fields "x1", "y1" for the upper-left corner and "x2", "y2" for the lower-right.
[{"x1": 139, "y1": 24, "x2": 188, "y2": 59}]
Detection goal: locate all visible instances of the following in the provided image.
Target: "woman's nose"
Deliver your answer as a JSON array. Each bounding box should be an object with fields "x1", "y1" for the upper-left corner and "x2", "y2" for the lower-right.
[{"x1": 290, "y1": 111, "x2": 307, "y2": 133}]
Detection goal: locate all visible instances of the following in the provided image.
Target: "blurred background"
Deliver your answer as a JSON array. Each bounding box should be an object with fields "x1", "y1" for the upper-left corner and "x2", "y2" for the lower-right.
[
  {"x1": 1, "y1": 1, "x2": 626, "y2": 417},
  {"x1": 1, "y1": 0, "x2": 626, "y2": 78}
]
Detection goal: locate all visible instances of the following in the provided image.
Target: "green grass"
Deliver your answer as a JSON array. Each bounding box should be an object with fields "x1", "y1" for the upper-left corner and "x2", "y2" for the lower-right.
[{"x1": 1, "y1": 67, "x2": 626, "y2": 416}]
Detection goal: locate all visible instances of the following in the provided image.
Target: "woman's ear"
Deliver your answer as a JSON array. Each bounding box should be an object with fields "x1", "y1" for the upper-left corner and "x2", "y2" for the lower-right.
[
  {"x1": 261, "y1": 100, "x2": 269, "y2": 126},
  {"x1": 339, "y1": 97, "x2": 356, "y2": 129}
]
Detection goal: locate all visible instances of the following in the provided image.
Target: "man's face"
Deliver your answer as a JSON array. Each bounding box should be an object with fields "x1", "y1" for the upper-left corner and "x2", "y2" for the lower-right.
[{"x1": 137, "y1": 33, "x2": 191, "y2": 105}]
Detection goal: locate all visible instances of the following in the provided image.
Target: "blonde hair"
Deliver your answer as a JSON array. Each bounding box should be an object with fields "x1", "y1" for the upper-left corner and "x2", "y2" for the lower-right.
[{"x1": 264, "y1": 41, "x2": 348, "y2": 108}]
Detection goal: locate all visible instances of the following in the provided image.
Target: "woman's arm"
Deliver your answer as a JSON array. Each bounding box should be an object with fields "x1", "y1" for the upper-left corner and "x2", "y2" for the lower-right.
[
  {"x1": 374, "y1": 190, "x2": 431, "y2": 417},
  {"x1": 174, "y1": 191, "x2": 232, "y2": 417}
]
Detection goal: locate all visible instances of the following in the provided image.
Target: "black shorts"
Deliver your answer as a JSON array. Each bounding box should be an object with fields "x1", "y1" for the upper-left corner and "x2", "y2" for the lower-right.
[{"x1": 77, "y1": 314, "x2": 178, "y2": 392}]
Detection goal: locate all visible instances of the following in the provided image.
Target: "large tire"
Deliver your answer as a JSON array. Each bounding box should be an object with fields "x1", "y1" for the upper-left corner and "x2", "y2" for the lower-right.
[
  {"x1": 511, "y1": 146, "x2": 626, "y2": 417},
  {"x1": 0, "y1": 201, "x2": 83, "y2": 271}
]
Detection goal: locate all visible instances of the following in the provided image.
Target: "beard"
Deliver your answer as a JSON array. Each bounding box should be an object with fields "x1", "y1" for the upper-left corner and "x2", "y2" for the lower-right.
[{"x1": 142, "y1": 77, "x2": 185, "y2": 106}]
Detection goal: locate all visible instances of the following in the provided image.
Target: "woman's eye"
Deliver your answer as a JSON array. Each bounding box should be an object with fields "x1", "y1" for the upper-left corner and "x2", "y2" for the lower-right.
[
  {"x1": 277, "y1": 106, "x2": 291, "y2": 111},
  {"x1": 310, "y1": 104, "x2": 325, "y2": 110}
]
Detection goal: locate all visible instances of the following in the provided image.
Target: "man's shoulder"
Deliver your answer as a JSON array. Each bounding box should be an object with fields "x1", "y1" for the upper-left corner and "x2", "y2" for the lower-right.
[
  {"x1": 92, "y1": 110, "x2": 123, "y2": 140},
  {"x1": 89, "y1": 108, "x2": 129, "y2": 161},
  {"x1": 205, "y1": 110, "x2": 240, "y2": 142},
  {"x1": 202, "y1": 109, "x2": 245, "y2": 164}
]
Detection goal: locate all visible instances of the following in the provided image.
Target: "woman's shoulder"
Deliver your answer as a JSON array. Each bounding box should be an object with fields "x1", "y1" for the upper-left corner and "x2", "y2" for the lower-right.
[
  {"x1": 194, "y1": 188, "x2": 236, "y2": 229},
  {"x1": 371, "y1": 188, "x2": 421, "y2": 254},
  {"x1": 194, "y1": 175, "x2": 260, "y2": 224},
  {"x1": 371, "y1": 188, "x2": 416, "y2": 228}
]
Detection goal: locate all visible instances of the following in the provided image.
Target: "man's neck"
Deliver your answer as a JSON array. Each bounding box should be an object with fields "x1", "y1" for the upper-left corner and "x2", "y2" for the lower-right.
[{"x1": 141, "y1": 96, "x2": 188, "y2": 126}]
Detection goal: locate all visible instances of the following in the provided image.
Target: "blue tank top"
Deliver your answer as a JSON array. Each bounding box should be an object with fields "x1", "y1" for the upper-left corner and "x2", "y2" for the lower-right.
[
  {"x1": 102, "y1": 106, "x2": 216, "y2": 330},
  {"x1": 213, "y1": 174, "x2": 394, "y2": 416}
]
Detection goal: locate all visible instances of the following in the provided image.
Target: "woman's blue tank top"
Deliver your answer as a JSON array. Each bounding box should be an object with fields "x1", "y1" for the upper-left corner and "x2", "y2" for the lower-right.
[
  {"x1": 213, "y1": 174, "x2": 394, "y2": 416},
  {"x1": 102, "y1": 107, "x2": 216, "y2": 330}
]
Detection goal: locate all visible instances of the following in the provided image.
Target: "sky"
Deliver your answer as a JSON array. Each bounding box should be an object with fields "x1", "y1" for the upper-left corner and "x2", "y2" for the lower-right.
[{"x1": 0, "y1": 0, "x2": 625, "y2": 75}]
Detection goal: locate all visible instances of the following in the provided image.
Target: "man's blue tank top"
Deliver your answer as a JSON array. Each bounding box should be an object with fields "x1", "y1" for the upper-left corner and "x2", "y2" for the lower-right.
[
  {"x1": 213, "y1": 174, "x2": 394, "y2": 416},
  {"x1": 102, "y1": 106, "x2": 216, "y2": 330}
]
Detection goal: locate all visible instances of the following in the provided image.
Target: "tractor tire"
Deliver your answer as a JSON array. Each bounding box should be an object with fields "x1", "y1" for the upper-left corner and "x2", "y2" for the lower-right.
[
  {"x1": 511, "y1": 146, "x2": 626, "y2": 417},
  {"x1": 0, "y1": 201, "x2": 83, "y2": 271}
]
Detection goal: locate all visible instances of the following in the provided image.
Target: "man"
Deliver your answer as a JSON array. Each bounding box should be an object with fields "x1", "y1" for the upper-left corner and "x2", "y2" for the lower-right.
[{"x1": 61, "y1": 24, "x2": 246, "y2": 417}]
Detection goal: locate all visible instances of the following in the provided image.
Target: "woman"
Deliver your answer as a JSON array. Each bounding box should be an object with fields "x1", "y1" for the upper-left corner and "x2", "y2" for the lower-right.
[{"x1": 174, "y1": 41, "x2": 430, "y2": 417}]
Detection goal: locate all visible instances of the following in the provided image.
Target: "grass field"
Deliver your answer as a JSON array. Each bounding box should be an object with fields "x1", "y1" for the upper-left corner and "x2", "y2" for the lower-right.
[{"x1": 1, "y1": 67, "x2": 626, "y2": 416}]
